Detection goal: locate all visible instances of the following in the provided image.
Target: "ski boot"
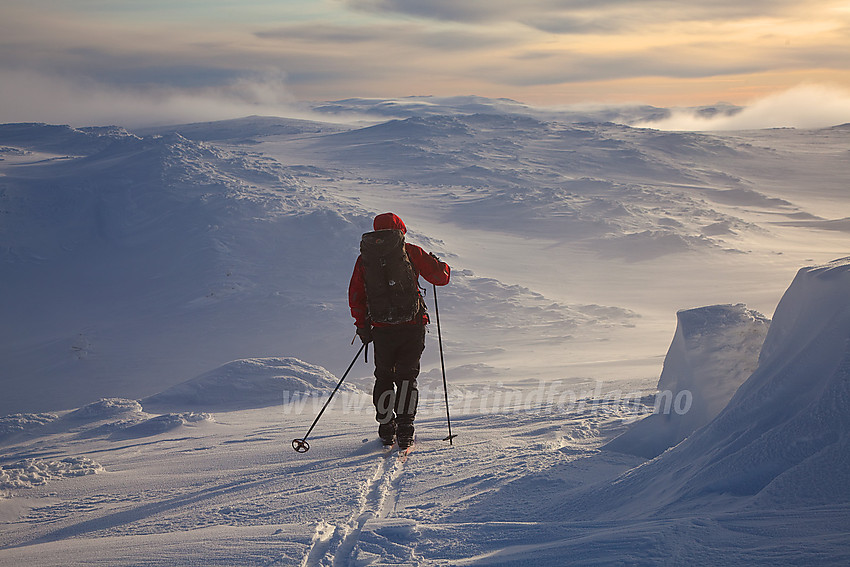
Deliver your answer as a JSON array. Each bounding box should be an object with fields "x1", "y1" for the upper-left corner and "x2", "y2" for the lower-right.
[
  {"x1": 396, "y1": 422, "x2": 415, "y2": 450},
  {"x1": 378, "y1": 419, "x2": 396, "y2": 446}
]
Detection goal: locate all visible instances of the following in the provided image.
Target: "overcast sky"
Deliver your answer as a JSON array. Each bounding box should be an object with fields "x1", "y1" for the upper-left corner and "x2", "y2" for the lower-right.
[{"x1": 2, "y1": 0, "x2": 850, "y2": 126}]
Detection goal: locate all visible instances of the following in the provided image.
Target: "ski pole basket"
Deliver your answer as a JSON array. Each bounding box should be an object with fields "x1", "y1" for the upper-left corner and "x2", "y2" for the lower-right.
[{"x1": 291, "y1": 343, "x2": 365, "y2": 453}]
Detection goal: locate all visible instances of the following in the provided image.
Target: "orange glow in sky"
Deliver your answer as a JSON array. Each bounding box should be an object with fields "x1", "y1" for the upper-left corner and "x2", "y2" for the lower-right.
[{"x1": 1, "y1": 1, "x2": 849, "y2": 124}]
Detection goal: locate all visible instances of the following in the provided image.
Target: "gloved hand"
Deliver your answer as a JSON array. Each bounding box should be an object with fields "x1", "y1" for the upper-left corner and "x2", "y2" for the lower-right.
[{"x1": 356, "y1": 326, "x2": 372, "y2": 345}]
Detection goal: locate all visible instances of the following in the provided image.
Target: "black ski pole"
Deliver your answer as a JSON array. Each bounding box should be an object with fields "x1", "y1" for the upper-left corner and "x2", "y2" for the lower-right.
[
  {"x1": 433, "y1": 283, "x2": 458, "y2": 445},
  {"x1": 292, "y1": 343, "x2": 366, "y2": 453}
]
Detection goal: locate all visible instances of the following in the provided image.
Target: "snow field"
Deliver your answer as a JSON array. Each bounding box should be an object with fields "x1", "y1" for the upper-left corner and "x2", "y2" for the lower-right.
[{"x1": 2, "y1": 99, "x2": 850, "y2": 564}]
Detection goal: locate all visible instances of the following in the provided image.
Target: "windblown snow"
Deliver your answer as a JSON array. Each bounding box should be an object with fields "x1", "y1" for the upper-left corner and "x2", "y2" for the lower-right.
[{"x1": 1, "y1": 96, "x2": 849, "y2": 565}]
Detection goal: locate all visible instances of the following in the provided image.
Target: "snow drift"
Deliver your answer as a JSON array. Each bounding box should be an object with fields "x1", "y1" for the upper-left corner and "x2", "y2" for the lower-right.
[
  {"x1": 576, "y1": 257, "x2": 850, "y2": 517},
  {"x1": 143, "y1": 357, "x2": 358, "y2": 411},
  {"x1": 605, "y1": 303, "x2": 769, "y2": 458},
  {"x1": 116, "y1": 412, "x2": 211, "y2": 438},
  {"x1": 65, "y1": 398, "x2": 143, "y2": 421},
  {"x1": 0, "y1": 413, "x2": 58, "y2": 442},
  {"x1": 0, "y1": 457, "x2": 103, "y2": 493}
]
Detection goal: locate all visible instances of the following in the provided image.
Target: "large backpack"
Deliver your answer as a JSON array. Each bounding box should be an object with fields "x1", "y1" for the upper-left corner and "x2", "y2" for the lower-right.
[{"x1": 360, "y1": 229, "x2": 423, "y2": 324}]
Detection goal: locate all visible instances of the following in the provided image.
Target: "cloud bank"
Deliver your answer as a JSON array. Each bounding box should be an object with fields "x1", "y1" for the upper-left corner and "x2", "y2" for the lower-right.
[
  {"x1": 0, "y1": 70, "x2": 336, "y2": 128},
  {"x1": 345, "y1": 0, "x2": 807, "y2": 31},
  {"x1": 637, "y1": 84, "x2": 850, "y2": 131},
  {"x1": 2, "y1": 1, "x2": 850, "y2": 124}
]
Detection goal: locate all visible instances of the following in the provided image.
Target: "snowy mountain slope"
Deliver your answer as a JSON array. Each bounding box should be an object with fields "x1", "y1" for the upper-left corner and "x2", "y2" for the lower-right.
[
  {"x1": 1, "y1": 119, "x2": 644, "y2": 415},
  {"x1": 0, "y1": 124, "x2": 371, "y2": 414},
  {"x1": 248, "y1": 111, "x2": 836, "y2": 264},
  {"x1": 3, "y1": 101, "x2": 848, "y2": 416},
  {"x1": 311, "y1": 95, "x2": 544, "y2": 119},
  {"x1": 138, "y1": 107, "x2": 847, "y2": 275},
  {"x1": 133, "y1": 115, "x2": 350, "y2": 143},
  {"x1": 308, "y1": 94, "x2": 737, "y2": 127},
  {"x1": 228, "y1": 105, "x2": 848, "y2": 392}
]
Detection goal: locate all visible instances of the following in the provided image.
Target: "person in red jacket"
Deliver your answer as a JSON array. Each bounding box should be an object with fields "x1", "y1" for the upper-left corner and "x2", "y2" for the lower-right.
[{"x1": 349, "y1": 213, "x2": 451, "y2": 448}]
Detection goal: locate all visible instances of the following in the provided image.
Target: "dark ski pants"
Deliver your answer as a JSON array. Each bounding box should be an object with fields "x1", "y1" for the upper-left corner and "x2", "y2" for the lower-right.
[{"x1": 371, "y1": 324, "x2": 426, "y2": 425}]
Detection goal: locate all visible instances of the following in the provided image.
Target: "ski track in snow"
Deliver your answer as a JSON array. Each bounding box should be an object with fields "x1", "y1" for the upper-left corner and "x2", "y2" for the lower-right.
[{"x1": 302, "y1": 447, "x2": 416, "y2": 567}]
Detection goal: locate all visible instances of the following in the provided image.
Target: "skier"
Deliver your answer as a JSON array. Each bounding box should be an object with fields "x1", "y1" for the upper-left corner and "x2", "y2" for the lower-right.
[{"x1": 349, "y1": 213, "x2": 451, "y2": 449}]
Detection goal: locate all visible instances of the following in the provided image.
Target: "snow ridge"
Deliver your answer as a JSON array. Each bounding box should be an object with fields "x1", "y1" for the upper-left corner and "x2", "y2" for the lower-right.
[
  {"x1": 563, "y1": 257, "x2": 850, "y2": 518},
  {"x1": 144, "y1": 357, "x2": 359, "y2": 411},
  {"x1": 605, "y1": 303, "x2": 769, "y2": 458}
]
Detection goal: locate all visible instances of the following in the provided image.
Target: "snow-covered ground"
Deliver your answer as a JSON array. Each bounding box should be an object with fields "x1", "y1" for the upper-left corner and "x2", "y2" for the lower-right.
[{"x1": 1, "y1": 97, "x2": 849, "y2": 565}]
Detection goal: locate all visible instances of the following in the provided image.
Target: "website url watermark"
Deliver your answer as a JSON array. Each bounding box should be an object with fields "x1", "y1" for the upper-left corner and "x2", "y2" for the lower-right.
[{"x1": 282, "y1": 381, "x2": 693, "y2": 418}]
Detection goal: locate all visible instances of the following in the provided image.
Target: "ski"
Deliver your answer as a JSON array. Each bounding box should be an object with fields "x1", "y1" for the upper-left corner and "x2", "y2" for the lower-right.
[
  {"x1": 379, "y1": 437, "x2": 396, "y2": 457},
  {"x1": 397, "y1": 442, "x2": 414, "y2": 462}
]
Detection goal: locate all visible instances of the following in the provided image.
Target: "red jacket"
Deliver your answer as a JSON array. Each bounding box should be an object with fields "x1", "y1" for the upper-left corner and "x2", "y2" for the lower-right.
[{"x1": 349, "y1": 213, "x2": 450, "y2": 328}]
